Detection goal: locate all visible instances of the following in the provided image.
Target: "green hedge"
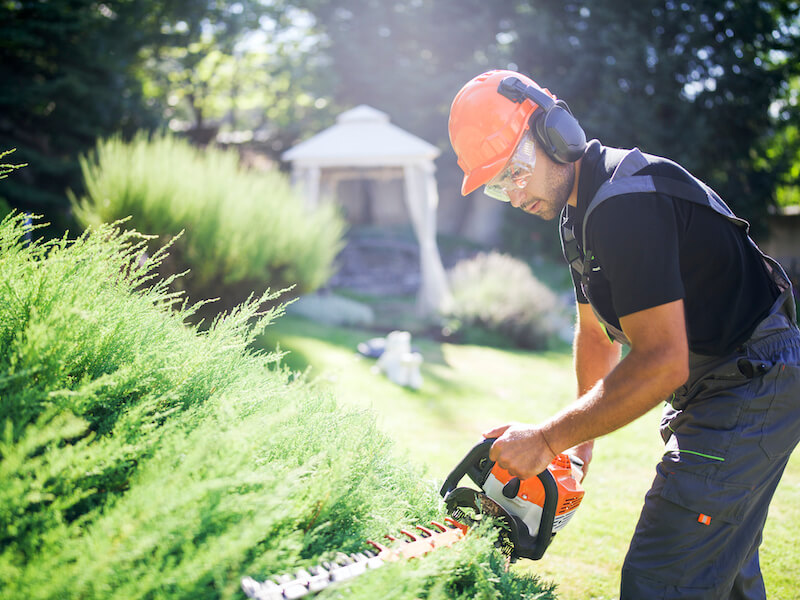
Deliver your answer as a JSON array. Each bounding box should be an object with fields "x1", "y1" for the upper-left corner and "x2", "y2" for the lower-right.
[
  {"x1": 0, "y1": 214, "x2": 554, "y2": 599},
  {"x1": 71, "y1": 133, "x2": 344, "y2": 307}
]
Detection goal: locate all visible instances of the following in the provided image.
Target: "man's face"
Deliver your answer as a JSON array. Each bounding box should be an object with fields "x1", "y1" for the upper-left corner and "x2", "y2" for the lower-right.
[{"x1": 506, "y1": 144, "x2": 575, "y2": 221}]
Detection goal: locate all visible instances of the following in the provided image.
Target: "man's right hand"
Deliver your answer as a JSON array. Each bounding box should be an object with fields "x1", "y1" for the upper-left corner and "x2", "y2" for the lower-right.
[{"x1": 482, "y1": 422, "x2": 559, "y2": 480}]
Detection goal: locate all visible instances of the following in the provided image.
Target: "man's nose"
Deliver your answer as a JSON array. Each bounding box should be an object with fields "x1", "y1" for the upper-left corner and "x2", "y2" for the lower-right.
[{"x1": 508, "y1": 188, "x2": 526, "y2": 208}]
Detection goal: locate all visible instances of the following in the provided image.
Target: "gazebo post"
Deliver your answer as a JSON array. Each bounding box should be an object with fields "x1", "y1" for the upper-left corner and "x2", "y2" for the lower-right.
[
  {"x1": 291, "y1": 165, "x2": 321, "y2": 210},
  {"x1": 403, "y1": 163, "x2": 451, "y2": 317}
]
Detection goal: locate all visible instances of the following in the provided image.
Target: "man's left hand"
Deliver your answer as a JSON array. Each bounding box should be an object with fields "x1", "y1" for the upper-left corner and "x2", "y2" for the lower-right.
[
  {"x1": 565, "y1": 440, "x2": 593, "y2": 483},
  {"x1": 482, "y1": 423, "x2": 558, "y2": 480}
]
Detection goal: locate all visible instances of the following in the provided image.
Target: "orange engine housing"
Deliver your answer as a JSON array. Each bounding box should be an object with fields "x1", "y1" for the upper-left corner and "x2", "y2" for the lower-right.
[
  {"x1": 440, "y1": 439, "x2": 586, "y2": 561},
  {"x1": 484, "y1": 453, "x2": 584, "y2": 537}
]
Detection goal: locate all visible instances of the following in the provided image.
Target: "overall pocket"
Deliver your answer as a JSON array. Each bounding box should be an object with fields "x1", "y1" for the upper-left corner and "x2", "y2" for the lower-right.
[
  {"x1": 626, "y1": 466, "x2": 752, "y2": 589},
  {"x1": 758, "y1": 362, "x2": 800, "y2": 459}
]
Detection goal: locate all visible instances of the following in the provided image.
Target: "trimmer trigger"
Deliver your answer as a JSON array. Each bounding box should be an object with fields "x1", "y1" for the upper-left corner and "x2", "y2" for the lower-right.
[{"x1": 502, "y1": 477, "x2": 521, "y2": 498}]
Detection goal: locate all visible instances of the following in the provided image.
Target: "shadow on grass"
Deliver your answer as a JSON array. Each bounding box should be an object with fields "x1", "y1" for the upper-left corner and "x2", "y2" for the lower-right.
[
  {"x1": 255, "y1": 316, "x2": 477, "y2": 424},
  {"x1": 259, "y1": 314, "x2": 449, "y2": 367}
]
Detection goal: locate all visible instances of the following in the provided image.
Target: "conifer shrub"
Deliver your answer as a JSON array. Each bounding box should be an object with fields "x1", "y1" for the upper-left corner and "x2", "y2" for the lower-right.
[
  {"x1": 1, "y1": 149, "x2": 26, "y2": 180},
  {"x1": 70, "y1": 134, "x2": 344, "y2": 309},
  {"x1": 442, "y1": 251, "x2": 564, "y2": 350},
  {"x1": 1, "y1": 150, "x2": 23, "y2": 219},
  {"x1": 0, "y1": 214, "x2": 555, "y2": 599}
]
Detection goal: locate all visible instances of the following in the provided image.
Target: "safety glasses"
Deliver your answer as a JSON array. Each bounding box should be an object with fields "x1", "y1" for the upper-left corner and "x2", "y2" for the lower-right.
[{"x1": 483, "y1": 129, "x2": 536, "y2": 202}]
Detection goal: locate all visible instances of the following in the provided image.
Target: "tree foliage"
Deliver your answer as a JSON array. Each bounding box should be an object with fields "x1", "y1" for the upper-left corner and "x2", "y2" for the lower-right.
[
  {"x1": 0, "y1": 149, "x2": 26, "y2": 181},
  {"x1": 0, "y1": 1, "x2": 160, "y2": 220},
  {"x1": 0, "y1": 0, "x2": 331, "y2": 224},
  {"x1": 136, "y1": 0, "x2": 336, "y2": 149},
  {"x1": 294, "y1": 0, "x2": 513, "y2": 231},
  {"x1": 298, "y1": 0, "x2": 800, "y2": 230},
  {"x1": 3, "y1": 0, "x2": 800, "y2": 234},
  {"x1": 506, "y1": 0, "x2": 800, "y2": 230}
]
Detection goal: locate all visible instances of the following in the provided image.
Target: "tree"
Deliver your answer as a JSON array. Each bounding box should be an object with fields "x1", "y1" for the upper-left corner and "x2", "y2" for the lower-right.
[
  {"x1": 762, "y1": 75, "x2": 800, "y2": 207},
  {"x1": 0, "y1": 0, "x2": 321, "y2": 224},
  {"x1": 137, "y1": 3, "x2": 338, "y2": 157},
  {"x1": 297, "y1": 0, "x2": 800, "y2": 235},
  {"x1": 296, "y1": 0, "x2": 518, "y2": 232},
  {"x1": 4, "y1": 0, "x2": 799, "y2": 236},
  {"x1": 0, "y1": 1, "x2": 163, "y2": 223},
  {"x1": 505, "y1": 0, "x2": 800, "y2": 232}
]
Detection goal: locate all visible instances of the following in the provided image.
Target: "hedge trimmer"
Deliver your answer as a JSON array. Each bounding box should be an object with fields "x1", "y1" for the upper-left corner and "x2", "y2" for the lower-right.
[{"x1": 241, "y1": 438, "x2": 585, "y2": 599}]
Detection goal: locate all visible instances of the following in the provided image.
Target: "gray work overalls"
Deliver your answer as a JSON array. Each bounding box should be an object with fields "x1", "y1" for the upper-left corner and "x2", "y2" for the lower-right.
[{"x1": 561, "y1": 148, "x2": 800, "y2": 599}]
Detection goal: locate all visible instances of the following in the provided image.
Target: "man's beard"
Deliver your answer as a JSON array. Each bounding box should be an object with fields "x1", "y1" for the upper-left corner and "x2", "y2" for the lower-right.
[{"x1": 534, "y1": 163, "x2": 575, "y2": 221}]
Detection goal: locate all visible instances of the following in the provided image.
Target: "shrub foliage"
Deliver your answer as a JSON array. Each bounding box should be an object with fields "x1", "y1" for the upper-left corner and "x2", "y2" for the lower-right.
[
  {"x1": 0, "y1": 214, "x2": 554, "y2": 599},
  {"x1": 443, "y1": 251, "x2": 562, "y2": 350},
  {"x1": 71, "y1": 133, "x2": 344, "y2": 307}
]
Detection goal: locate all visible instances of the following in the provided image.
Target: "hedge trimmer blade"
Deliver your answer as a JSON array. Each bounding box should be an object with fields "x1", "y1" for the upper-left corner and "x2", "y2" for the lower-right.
[
  {"x1": 241, "y1": 518, "x2": 468, "y2": 599},
  {"x1": 242, "y1": 439, "x2": 585, "y2": 597}
]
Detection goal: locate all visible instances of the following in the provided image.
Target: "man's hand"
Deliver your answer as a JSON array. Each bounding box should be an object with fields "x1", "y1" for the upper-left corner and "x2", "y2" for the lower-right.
[
  {"x1": 482, "y1": 423, "x2": 558, "y2": 480},
  {"x1": 565, "y1": 440, "x2": 593, "y2": 483}
]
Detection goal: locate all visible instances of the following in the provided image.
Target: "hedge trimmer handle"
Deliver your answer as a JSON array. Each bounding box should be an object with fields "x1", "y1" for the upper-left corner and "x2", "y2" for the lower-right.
[
  {"x1": 439, "y1": 437, "x2": 586, "y2": 562},
  {"x1": 439, "y1": 437, "x2": 496, "y2": 499}
]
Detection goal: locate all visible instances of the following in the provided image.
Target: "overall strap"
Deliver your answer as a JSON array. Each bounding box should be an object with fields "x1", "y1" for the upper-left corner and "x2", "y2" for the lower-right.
[
  {"x1": 560, "y1": 212, "x2": 583, "y2": 275},
  {"x1": 576, "y1": 148, "x2": 796, "y2": 344},
  {"x1": 581, "y1": 149, "x2": 748, "y2": 251}
]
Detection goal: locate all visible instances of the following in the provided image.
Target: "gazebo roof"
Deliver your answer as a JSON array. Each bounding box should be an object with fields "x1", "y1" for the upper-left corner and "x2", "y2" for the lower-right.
[{"x1": 282, "y1": 105, "x2": 440, "y2": 168}]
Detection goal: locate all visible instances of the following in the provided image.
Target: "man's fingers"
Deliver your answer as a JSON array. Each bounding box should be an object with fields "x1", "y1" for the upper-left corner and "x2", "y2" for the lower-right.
[
  {"x1": 482, "y1": 424, "x2": 511, "y2": 439},
  {"x1": 484, "y1": 425, "x2": 511, "y2": 463}
]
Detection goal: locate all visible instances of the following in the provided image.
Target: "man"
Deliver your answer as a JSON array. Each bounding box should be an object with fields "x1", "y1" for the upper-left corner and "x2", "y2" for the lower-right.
[{"x1": 448, "y1": 69, "x2": 800, "y2": 599}]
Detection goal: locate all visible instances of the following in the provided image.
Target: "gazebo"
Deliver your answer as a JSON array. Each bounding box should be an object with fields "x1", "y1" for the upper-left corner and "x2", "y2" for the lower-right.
[{"x1": 282, "y1": 105, "x2": 451, "y2": 316}]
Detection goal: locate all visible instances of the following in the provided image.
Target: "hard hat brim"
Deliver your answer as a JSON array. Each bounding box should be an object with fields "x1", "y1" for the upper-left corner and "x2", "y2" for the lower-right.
[
  {"x1": 459, "y1": 124, "x2": 531, "y2": 196},
  {"x1": 460, "y1": 159, "x2": 508, "y2": 196}
]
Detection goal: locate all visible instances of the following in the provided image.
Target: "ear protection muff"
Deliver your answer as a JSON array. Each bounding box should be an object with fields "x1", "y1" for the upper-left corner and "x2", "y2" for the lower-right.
[
  {"x1": 529, "y1": 99, "x2": 586, "y2": 164},
  {"x1": 497, "y1": 76, "x2": 586, "y2": 164}
]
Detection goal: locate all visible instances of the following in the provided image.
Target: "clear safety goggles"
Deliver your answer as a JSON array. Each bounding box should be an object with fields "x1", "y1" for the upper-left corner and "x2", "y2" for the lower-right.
[{"x1": 483, "y1": 129, "x2": 536, "y2": 202}]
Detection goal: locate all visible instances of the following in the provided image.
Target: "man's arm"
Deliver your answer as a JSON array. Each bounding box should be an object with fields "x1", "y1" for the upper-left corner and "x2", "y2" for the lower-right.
[
  {"x1": 565, "y1": 302, "x2": 623, "y2": 474},
  {"x1": 574, "y1": 301, "x2": 623, "y2": 394},
  {"x1": 485, "y1": 302, "x2": 620, "y2": 477},
  {"x1": 487, "y1": 299, "x2": 689, "y2": 479}
]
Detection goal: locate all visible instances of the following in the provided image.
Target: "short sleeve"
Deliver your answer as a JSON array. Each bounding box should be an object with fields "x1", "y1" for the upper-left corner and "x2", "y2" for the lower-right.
[{"x1": 585, "y1": 193, "x2": 685, "y2": 318}]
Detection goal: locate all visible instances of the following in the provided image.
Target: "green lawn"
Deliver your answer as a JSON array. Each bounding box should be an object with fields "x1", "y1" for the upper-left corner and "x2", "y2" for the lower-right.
[{"x1": 258, "y1": 314, "x2": 800, "y2": 600}]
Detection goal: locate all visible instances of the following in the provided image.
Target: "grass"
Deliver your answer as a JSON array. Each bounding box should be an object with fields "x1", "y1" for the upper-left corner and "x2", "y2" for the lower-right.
[{"x1": 258, "y1": 314, "x2": 800, "y2": 600}]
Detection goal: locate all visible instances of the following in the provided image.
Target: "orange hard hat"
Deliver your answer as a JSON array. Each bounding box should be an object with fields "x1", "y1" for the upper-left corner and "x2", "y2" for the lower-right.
[{"x1": 449, "y1": 69, "x2": 554, "y2": 196}]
